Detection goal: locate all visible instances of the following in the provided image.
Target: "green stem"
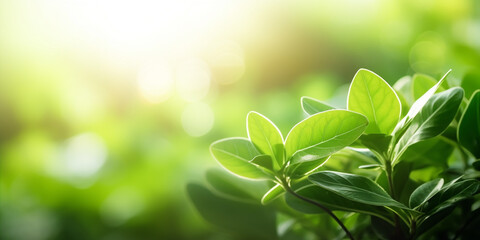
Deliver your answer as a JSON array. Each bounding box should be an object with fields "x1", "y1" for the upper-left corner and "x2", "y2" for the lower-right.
[{"x1": 282, "y1": 179, "x2": 355, "y2": 240}]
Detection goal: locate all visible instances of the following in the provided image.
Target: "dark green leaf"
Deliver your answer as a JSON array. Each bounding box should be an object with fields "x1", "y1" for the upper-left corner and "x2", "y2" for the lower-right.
[
  {"x1": 308, "y1": 171, "x2": 407, "y2": 209},
  {"x1": 409, "y1": 178, "x2": 444, "y2": 208},
  {"x1": 347, "y1": 68, "x2": 401, "y2": 134},
  {"x1": 301, "y1": 96, "x2": 335, "y2": 115},
  {"x1": 421, "y1": 179, "x2": 480, "y2": 214},
  {"x1": 393, "y1": 87, "x2": 464, "y2": 164},
  {"x1": 458, "y1": 90, "x2": 480, "y2": 158},
  {"x1": 392, "y1": 70, "x2": 451, "y2": 140},
  {"x1": 285, "y1": 184, "x2": 394, "y2": 225}
]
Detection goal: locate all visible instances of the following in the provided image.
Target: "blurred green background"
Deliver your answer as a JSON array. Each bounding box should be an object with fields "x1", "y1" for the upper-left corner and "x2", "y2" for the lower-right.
[{"x1": 0, "y1": 0, "x2": 479, "y2": 239}]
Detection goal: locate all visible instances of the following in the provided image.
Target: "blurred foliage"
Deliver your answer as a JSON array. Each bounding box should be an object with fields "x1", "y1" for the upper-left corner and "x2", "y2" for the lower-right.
[{"x1": 0, "y1": 0, "x2": 479, "y2": 239}]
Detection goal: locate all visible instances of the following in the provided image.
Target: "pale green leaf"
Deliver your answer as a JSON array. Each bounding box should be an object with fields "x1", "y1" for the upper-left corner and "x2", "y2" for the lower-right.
[
  {"x1": 210, "y1": 137, "x2": 273, "y2": 180},
  {"x1": 301, "y1": 96, "x2": 335, "y2": 115},
  {"x1": 261, "y1": 184, "x2": 284, "y2": 205},
  {"x1": 247, "y1": 112, "x2": 285, "y2": 168},
  {"x1": 347, "y1": 68, "x2": 401, "y2": 134},
  {"x1": 284, "y1": 110, "x2": 368, "y2": 164}
]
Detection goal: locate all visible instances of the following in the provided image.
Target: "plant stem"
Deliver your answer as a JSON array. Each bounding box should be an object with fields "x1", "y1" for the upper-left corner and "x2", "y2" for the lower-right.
[
  {"x1": 385, "y1": 160, "x2": 396, "y2": 199},
  {"x1": 282, "y1": 180, "x2": 355, "y2": 240}
]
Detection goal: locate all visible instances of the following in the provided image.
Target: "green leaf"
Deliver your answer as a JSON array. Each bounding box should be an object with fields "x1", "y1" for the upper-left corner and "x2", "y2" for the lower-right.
[
  {"x1": 421, "y1": 179, "x2": 480, "y2": 214},
  {"x1": 301, "y1": 96, "x2": 335, "y2": 115},
  {"x1": 473, "y1": 160, "x2": 480, "y2": 171},
  {"x1": 261, "y1": 184, "x2": 284, "y2": 205},
  {"x1": 347, "y1": 68, "x2": 401, "y2": 134},
  {"x1": 461, "y1": 70, "x2": 480, "y2": 99},
  {"x1": 458, "y1": 90, "x2": 480, "y2": 158},
  {"x1": 251, "y1": 155, "x2": 274, "y2": 171},
  {"x1": 285, "y1": 184, "x2": 394, "y2": 225},
  {"x1": 210, "y1": 137, "x2": 272, "y2": 180},
  {"x1": 285, "y1": 156, "x2": 330, "y2": 179},
  {"x1": 392, "y1": 70, "x2": 451, "y2": 138},
  {"x1": 308, "y1": 171, "x2": 407, "y2": 209},
  {"x1": 247, "y1": 111, "x2": 285, "y2": 168},
  {"x1": 187, "y1": 183, "x2": 277, "y2": 239},
  {"x1": 393, "y1": 87, "x2": 464, "y2": 163},
  {"x1": 206, "y1": 169, "x2": 258, "y2": 202},
  {"x1": 394, "y1": 76, "x2": 413, "y2": 115},
  {"x1": 409, "y1": 178, "x2": 444, "y2": 208},
  {"x1": 284, "y1": 110, "x2": 368, "y2": 164},
  {"x1": 412, "y1": 73, "x2": 447, "y2": 100},
  {"x1": 357, "y1": 134, "x2": 392, "y2": 158}
]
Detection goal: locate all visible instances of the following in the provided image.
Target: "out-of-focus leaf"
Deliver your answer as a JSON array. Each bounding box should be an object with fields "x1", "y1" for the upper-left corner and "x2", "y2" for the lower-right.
[
  {"x1": 393, "y1": 87, "x2": 464, "y2": 164},
  {"x1": 247, "y1": 111, "x2": 285, "y2": 168},
  {"x1": 394, "y1": 76, "x2": 413, "y2": 116},
  {"x1": 473, "y1": 160, "x2": 480, "y2": 171},
  {"x1": 458, "y1": 90, "x2": 480, "y2": 158},
  {"x1": 284, "y1": 110, "x2": 368, "y2": 164},
  {"x1": 347, "y1": 68, "x2": 401, "y2": 134},
  {"x1": 210, "y1": 137, "x2": 272, "y2": 180},
  {"x1": 261, "y1": 184, "x2": 284, "y2": 205},
  {"x1": 285, "y1": 184, "x2": 394, "y2": 225},
  {"x1": 187, "y1": 183, "x2": 277, "y2": 239},
  {"x1": 462, "y1": 70, "x2": 480, "y2": 99},
  {"x1": 399, "y1": 138, "x2": 453, "y2": 169},
  {"x1": 409, "y1": 178, "x2": 444, "y2": 208},
  {"x1": 412, "y1": 74, "x2": 447, "y2": 100},
  {"x1": 301, "y1": 96, "x2": 335, "y2": 115},
  {"x1": 308, "y1": 171, "x2": 407, "y2": 209},
  {"x1": 206, "y1": 169, "x2": 257, "y2": 202}
]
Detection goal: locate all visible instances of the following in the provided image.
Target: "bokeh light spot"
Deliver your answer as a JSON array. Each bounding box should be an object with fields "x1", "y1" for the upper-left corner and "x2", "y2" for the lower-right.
[
  {"x1": 181, "y1": 102, "x2": 214, "y2": 137},
  {"x1": 137, "y1": 62, "x2": 174, "y2": 103}
]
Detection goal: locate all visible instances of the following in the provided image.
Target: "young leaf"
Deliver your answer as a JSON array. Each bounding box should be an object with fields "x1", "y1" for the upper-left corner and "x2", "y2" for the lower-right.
[
  {"x1": 247, "y1": 111, "x2": 285, "y2": 168},
  {"x1": 308, "y1": 171, "x2": 407, "y2": 209},
  {"x1": 393, "y1": 87, "x2": 464, "y2": 163},
  {"x1": 261, "y1": 184, "x2": 284, "y2": 205},
  {"x1": 347, "y1": 69, "x2": 401, "y2": 134},
  {"x1": 457, "y1": 90, "x2": 480, "y2": 158},
  {"x1": 210, "y1": 137, "x2": 273, "y2": 180},
  {"x1": 394, "y1": 76, "x2": 413, "y2": 115},
  {"x1": 301, "y1": 96, "x2": 335, "y2": 115},
  {"x1": 284, "y1": 110, "x2": 368, "y2": 164},
  {"x1": 392, "y1": 70, "x2": 451, "y2": 138},
  {"x1": 409, "y1": 178, "x2": 444, "y2": 208},
  {"x1": 412, "y1": 74, "x2": 446, "y2": 100}
]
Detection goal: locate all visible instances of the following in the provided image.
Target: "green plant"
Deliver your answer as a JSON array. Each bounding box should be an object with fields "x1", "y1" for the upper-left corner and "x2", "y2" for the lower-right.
[{"x1": 188, "y1": 69, "x2": 480, "y2": 240}]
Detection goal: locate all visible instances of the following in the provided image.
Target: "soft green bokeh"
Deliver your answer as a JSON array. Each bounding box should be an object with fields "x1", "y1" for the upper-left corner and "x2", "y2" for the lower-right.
[{"x1": 0, "y1": 0, "x2": 479, "y2": 239}]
